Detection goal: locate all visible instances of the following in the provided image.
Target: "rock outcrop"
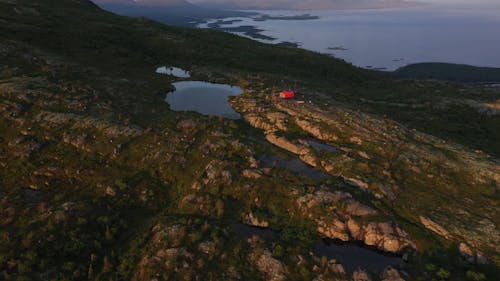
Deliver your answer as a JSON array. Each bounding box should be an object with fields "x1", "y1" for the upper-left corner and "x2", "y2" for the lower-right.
[
  {"x1": 233, "y1": 93, "x2": 500, "y2": 260},
  {"x1": 250, "y1": 250, "x2": 286, "y2": 281},
  {"x1": 297, "y1": 189, "x2": 414, "y2": 253},
  {"x1": 419, "y1": 216, "x2": 452, "y2": 239},
  {"x1": 243, "y1": 212, "x2": 269, "y2": 228},
  {"x1": 382, "y1": 267, "x2": 405, "y2": 281}
]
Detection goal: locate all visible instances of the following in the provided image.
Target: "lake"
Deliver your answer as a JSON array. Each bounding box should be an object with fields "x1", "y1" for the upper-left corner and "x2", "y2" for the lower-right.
[
  {"x1": 165, "y1": 81, "x2": 243, "y2": 119},
  {"x1": 198, "y1": 2, "x2": 500, "y2": 70}
]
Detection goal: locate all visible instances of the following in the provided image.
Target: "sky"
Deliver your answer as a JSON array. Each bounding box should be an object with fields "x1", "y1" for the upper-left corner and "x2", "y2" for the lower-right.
[
  {"x1": 94, "y1": 0, "x2": 500, "y2": 9},
  {"x1": 187, "y1": 0, "x2": 422, "y2": 9}
]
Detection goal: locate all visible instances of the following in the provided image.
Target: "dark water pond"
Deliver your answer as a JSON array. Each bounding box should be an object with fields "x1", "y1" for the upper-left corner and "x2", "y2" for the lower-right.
[
  {"x1": 308, "y1": 140, "x2": 337, "y2": 152},
  {"x1": 314, "y1": 239, "x2": 404, "y2": 273},
  {"x1": 232, "y1": 223, "x2": 277, "y2": 239},
  {"x1": 259, "y1": 154, "x2": 330, "y2": 181},
  {"x1": 20, "y1": 188, "x2": 43, "y2": 207},
  {"x1": 165, "y1": 81, "x2": 243, "y2": 119},
  {"x1": 233, "y1": 223, "x2": 403, "y2": 273}
]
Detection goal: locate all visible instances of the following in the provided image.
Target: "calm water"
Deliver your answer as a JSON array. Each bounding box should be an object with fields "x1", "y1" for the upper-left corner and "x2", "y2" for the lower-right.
[
  {"x1": 232, "y1": 223, "x2": 277, "y2": 239},
  {"x1": 259, "y1": 154, "x2": 331, "y2": 181},
  {"x1": 156, "y1": 66, "x2": 191, "y2": 78},
  {"x1": 233, "y1": 224, "x2": 403, "y2": 273},
  {"x1": 166, "y1": 81, "x2": 243, "y2": 118},
  {"x1": 308, "y1": 140, "x2": 338, "y2": 152},
  {"x1": 315, "y1": 239, "x2": 403, "y2": 273},
  {"x1": 199, "y1": 3, "x2": 500, "y2": 70}
]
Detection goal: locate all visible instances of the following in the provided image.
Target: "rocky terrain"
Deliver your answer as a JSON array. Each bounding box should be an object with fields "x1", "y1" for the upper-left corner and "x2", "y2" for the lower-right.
[
  {"x1": 233, "y1": 90, "x2": 500, "y2": 263},
  {"x1": 0, "y1": 0, "x2": 499, "y2": 280}
]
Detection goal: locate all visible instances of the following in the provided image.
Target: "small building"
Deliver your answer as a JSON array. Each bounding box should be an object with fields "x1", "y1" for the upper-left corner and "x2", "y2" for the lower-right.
[{"x1": 280, "y1": 90, "x2": 295, "y2": 99}]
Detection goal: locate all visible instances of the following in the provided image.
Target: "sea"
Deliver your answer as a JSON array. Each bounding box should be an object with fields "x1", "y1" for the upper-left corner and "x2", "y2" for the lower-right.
[{"x1": 198, "y1": 2, "x2": 500, "y2": 70}]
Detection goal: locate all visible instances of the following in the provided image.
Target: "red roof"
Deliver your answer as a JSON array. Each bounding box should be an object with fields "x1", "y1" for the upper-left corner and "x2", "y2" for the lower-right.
[{"x1": 280, "y1": 91, "x2": 295, "y2": 99}]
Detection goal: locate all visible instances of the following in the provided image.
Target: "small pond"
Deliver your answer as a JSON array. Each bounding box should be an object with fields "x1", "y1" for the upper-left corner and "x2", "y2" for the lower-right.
[
  {"x1": 259, "y1": 154, "x2": 331, "y2": 181},
  {"x1": 233, "y1": 224, "x2": 404, "y2": 274},
  {"x1": 156, "y1": 66, "x2": 191, "y2": 78},
  {"x1": 165, "y1": 81, "x2": 243, "y2": 119},
  {"x1": 232, "y1": 223, "x2": 277, "y2": 239},
  {"x1": 314, "y1": 239, "x2": 404, "y2": 273},
  {"x1": 307, "y1": 140, "x2": 337, "y2": 152},
  {"x1": 20, "y1": 188, "x2": 44, "y2": 207}
]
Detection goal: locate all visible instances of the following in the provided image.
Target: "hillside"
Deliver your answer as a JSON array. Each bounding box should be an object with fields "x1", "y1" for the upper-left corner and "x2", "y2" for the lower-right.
[
  {"x1": 0, "y1": 0, "x2": 499, "y2": 280},
  {"x1": 393, "y1": 63, "x2": 500, "y2": 83}
]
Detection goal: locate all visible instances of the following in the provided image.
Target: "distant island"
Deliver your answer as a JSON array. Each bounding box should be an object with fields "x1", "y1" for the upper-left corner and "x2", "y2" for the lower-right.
[
  {"x1": 253, "y1": 14, "x2": 320, "y2": 21},
  {"x1": 277, "y1": 41, "x2": 301, "y2": 48},
  {"x1": 391, "y1": 62, "x2": 500, "y2": 83},
  {"x1": 218, "y1": 25, "x2": 276, "y2": 41},
  {"x1": 328, "y1": 46, "x2": 348, "y2": 51},
  {"x1": 206, "y1": 19, "x2": 244, "y2": 28},
  {"x1": 201, "y1": 13, "x2": 320, "y2": 42}
]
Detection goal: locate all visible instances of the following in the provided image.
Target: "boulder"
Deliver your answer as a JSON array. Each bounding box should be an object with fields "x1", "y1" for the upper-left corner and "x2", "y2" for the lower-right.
[
  {"x1": 294, "y1": 118, "x2": 338, "y2": 141},
  {"x1": 382, "y1": 267, "x2": 405, "y2": 281},
  {"x1": 459, "y1": 243, "x2": 476, "y2": 263},
  {"x1": 317, "y1": 218, "x2": 349, "y2": 241},
  {"x1": 105, "y1": 186, "x2": 117, "y2": 197},
  {"x1": 243, "y1": 169, "x2": 263, "y2": 179},
  {"x1": 347, "y1": 220, "x2": 414, "y2": 253},
  {"x1": 459, "y1": 243, "x2": 489, "y2": 264},
  {"x1": 198, "y1": 240, "x2": 216, "y2": 258},
  {"x1": 243, "y1": 212, "x2": 269, "y2": 228},
  {"x1": 245, "y1": 114, "x2": 275, "y2": 132},
  {"x1": 299, "y1": 152, "x2": 318, "y2": 167},
  {"x1": 327, "y1": 260, "x2": 346, "y2": 275},
  {"x1": 353, "y1": 269, "x2": 371, "y2": 281},
  {"x1": 266, "y1": 112, "x2": 288, "y2": 131},
  {"x1": 265, "y1": 134, "x2": 309, "y2": 155},
  {"x1": 345, "y1": 178, "x2": 369, "y2": 190},
  {"x1": 419, "y1": 216, "x2": 452, "y2": 239},
  {"x1": 345, "y1": 201, "x2": 377, "y2": 216},
  {"x1": 251, "y1": 250, "x2": 286, "y2": 281}
]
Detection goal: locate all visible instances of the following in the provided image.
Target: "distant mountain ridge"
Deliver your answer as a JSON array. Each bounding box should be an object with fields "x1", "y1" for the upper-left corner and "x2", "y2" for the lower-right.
[
  {"x1": 93, "y1": 0, "x2": 253, "y2": 26},
  {"x1": 189, "y1": 0, "x2": 423, "y2": 10},
  {"x1": 392, "y1": 62, "x2": 500, "y2": 83},
  {"x1": 93, "y1": 0, "x2": 192, "y2": 7}
]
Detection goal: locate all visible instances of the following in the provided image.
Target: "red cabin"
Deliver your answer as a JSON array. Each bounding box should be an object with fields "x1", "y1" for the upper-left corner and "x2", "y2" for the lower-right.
[{"x1": 280, "y1": 90, "x2": 295, "y2": 99}]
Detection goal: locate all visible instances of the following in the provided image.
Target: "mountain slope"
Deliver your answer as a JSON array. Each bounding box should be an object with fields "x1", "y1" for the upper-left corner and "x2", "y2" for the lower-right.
[{"x1": 0, "y1": 0, "x2": 498, "y2": 280}]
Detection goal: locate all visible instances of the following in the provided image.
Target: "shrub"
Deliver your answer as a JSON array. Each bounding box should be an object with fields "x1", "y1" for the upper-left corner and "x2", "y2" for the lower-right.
[
  {"x1": 436, "y1": 268, "x2": 450, "y2": 279},
  {"x1": 425, "y1": 263, "x2": 437, "y2": 271},
  {"x1": 466, "y1": 271, "x2": 486, "y2": 281},
  {"x1": 272, "y1": 245, "x2": 284, "y2": 258}
]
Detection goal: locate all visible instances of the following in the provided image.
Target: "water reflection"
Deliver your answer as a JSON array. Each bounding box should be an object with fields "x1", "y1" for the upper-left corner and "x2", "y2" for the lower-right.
[{"x1": 166, "y1": 81, "x2": 243, "y2": 119}]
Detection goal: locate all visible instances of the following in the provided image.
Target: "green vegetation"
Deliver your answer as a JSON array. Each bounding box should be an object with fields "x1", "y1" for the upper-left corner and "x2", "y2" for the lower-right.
[{"x1": 0, "y1": 0, "x2": 498, "y2": 280}]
